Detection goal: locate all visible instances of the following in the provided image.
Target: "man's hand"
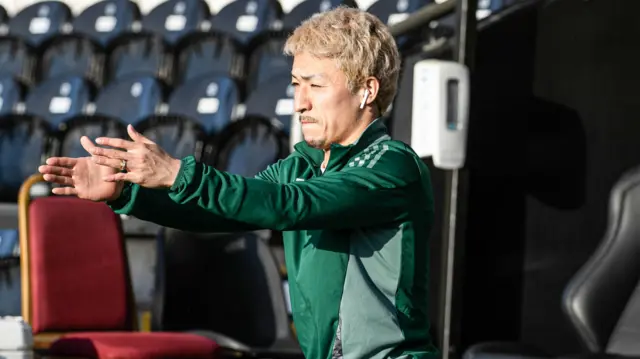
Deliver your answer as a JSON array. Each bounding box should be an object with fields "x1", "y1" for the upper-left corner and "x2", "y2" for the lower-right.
[{"x1": 90, "y1": 124, "x2": 182, "y2": 189}]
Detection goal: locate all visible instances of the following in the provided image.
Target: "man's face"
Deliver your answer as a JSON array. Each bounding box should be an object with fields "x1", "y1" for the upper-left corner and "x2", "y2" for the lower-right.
[{"x1": 291, "y1": 52, "x2": 363, "y2": 150}]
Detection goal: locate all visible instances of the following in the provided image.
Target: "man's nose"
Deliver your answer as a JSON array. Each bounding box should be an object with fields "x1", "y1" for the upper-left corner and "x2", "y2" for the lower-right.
[{"x1": 294, "y1": 87, "x2": 311, "y2": 113}]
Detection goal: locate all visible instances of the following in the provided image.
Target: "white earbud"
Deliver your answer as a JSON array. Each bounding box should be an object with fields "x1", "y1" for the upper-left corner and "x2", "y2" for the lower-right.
[{"x1": 360, "y1": 89, "x2": 369, "y2": 109}]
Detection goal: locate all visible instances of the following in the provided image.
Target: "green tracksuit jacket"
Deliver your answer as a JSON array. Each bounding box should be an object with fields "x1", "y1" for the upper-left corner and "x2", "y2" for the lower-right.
[{"x1": 108, "y1": 119, "x2": 438, "y2": 359}]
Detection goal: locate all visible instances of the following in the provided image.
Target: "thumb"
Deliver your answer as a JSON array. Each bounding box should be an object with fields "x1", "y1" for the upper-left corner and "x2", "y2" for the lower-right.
[{"x1": 127, "y1": 124, "x2": 154, "y2": 144}]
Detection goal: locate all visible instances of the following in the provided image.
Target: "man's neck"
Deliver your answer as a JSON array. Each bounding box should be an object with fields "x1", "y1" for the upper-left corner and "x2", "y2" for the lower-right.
[{"x1": 321, "y1": 116, "x2": 378, "y2": 168}]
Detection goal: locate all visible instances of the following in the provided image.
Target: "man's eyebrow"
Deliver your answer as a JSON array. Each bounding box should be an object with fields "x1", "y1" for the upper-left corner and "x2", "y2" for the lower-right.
[{"x1": 291, "y1": 73, "x2": 326, "y2": 81}]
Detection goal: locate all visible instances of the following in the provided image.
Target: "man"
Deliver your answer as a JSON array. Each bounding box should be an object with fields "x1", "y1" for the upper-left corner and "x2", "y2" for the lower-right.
[{"x1": 39, "y1": 6, "x2": 437, "y2": 359}]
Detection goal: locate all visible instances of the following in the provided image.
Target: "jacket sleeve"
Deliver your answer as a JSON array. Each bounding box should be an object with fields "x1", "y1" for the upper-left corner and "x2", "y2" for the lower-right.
[
  {"x1": 107, "y1": 162, "x2": 283, "y2": 233},
  {"x1": 168, "y1": 152, "x2": 422, "y2": 232}
]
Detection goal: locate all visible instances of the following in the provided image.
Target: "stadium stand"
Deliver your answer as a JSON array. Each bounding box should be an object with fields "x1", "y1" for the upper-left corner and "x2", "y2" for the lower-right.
[
  {"x1": 243, "y1": 73, "x2": 294, "y2": 135},
  {"x1": 245, "y1": 33, "x2": 290, "y2": 96},
  {"x1": 8, "y1": 1, "x2": 72, "y2": 49},
  {"x1": 141, "y1": 0, "x2": 210, "y2": 46},
  {"x1": 0, "y1": 36, "x2": 37, "y2": 86},
  {"x1": 209, "y1": 0, "x2": 283, "y2": 49},
  {"x1": 281, "y1": 0, "x2": 359, "y2": 31},
  {"x1": 39, "y1": 34, "x2": 105, "y2": 86},
  {"x1": 174, "y1": 32, "x2": 244, "y2": 85},
  {"x1": 94, "y1": 75, "x2": 164, "y2": 127},
  {"x1": 107, "y1": 32, "x2": 173, "y2": 85},
  {"x1": 71, "y1": 0, "x2": 141, "y2": 49}
]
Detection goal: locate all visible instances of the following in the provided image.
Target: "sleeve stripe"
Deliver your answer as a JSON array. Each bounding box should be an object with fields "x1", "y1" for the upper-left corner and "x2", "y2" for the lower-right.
[{"x1": 347, "y1": 135, "x2": 391, "y2": 168}]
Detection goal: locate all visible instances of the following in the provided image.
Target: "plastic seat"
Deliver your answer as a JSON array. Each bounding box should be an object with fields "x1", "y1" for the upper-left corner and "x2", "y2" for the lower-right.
[
  {"x1": 8, "y1": 1, "x2": 72, "y2": 49},
  {"x1": 0, "y1": 36, "x2": 36, "y2": 86},
  {"x1": 246, "y1": 34, "x2": 291, "y2": 95},
  {"x1": 72, "y1": 0, "x2": 141, "y2": 49},
  {"x1": 137, "y1": 114, "x2": 206, "y2": 161},
  {"x1": 210, "y1": 0, "x2": 283, "y2": 49},
  {"x1": 477, "y1": 0, "x2": 506, "y2": 20},
  {"x1": 107, "y1": 32, "x2": 173, "y2": 85},
  {"x1": 168, "y1": 74, "x2": 241, "y2": 135},
  {"x1": 0, "y1": 76, "x2": 24, "y2": 117},
  {"x1": 244, "y1": 74, "x2": 294, "y2": 134},
  {"x1": 16, "y1": 182, "x2": 222, "y2": 358},
  {"x1": 94, "y1": 75, "x2": 164, "y2": 128},
  {"x1": 282, "y1": 0, "x2": 358, "y2": 30},
  {"x1": 142, "y1": 0, "x2": 210, "y2": 47},
  {"x1": 175, "y1": 32, "x2": 244, "y2": 85},
  {"x1": 366, "y1": 0, "x2": 431, "y2": 49},
  {"x1": 39, "y1": 34, "x2": 105, "y2": 86}
]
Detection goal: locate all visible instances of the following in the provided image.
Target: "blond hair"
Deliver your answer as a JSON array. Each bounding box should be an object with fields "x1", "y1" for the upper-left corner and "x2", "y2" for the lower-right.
[{"x1": 283, "y1": 6, "x2": 401, "y2": 113}]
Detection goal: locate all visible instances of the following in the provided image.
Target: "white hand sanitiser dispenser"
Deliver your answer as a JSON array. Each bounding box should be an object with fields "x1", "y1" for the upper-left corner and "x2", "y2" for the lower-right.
[{"x1": 410, "y1": 59, "x2": 470, "y2": 170}]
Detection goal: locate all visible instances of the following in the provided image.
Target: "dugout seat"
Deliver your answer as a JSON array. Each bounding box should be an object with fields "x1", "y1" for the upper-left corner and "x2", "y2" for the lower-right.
[
  {"x1": 142, "y1": 0, "x2": 210, "y2": 47},
  {"x1": 94, "y1": 75, "x2": 164, "y2": 128},
  {"x1": 281, "y1": 0, "x2": 358, "y2": 30},
  {"x1": 17, "y1": 175, "x2": 221, "y2": 358},
  {"x1": 72, "y1": 0, "x2": 141, "y2": 49},
  {"x1": 8, "y1": 1, "x2": 72, "y2": 49},
  {"x1": 210, "y1": 0, "x2": 283, "y2": 49},
  {"x1": 39, "y1": 34, "x2": 105, "y2": 86},
  {"x1": 174, "y1": 32, "x2": 244, "y2": 85},
  {"x1": 153, "y1": 228, "x2": 303, "y2": 359},
  {"x1": 244, "y1": 74, "x2": 294, "y2": 134},
  {"x1": 245, "y1": 34, "x2": 291, "y2": 96},
  {"x1": 0, "y1": 36, "x2": 36, "y2": 86},
  {"x1": 463, "y1": 164, "x2": 640, "y2": 358},
  {"x1": 107, "y1": 32, "x2": 173, "y2": 85}
]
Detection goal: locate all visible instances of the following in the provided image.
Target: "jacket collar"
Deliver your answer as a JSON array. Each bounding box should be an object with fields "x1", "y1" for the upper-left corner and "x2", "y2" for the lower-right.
[{"x1": 294, "y1": 118, "x2": 390, "y2": 170}]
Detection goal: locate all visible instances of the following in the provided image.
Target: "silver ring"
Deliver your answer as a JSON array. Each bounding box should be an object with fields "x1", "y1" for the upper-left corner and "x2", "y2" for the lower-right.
[{"x1": 120, "y1": 159, "x2": 127, "y2": 172}]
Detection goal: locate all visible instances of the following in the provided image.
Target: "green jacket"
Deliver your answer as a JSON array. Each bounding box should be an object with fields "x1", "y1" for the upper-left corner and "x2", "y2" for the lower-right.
[{"x1": 109, "y1": 119, "x2": 438, "y2": 359}]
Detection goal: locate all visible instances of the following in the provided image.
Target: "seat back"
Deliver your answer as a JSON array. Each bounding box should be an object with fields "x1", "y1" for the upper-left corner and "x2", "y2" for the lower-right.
[
  {"x1": 24, "y1": 76, "x2": 94, "y2": 129},
  {"x1": 210, "y1": 0, "x2": 282, "y2": 48},
  {"x1": 366, "y1": 0, "x2": 431, "y2": 27},
  {"x1": 39, "y1": 34, "x2": 105, "y2": 86},
  {"x1": 138, "y1": 115, "x2": 205, "y2": 160},
  {"x1": 246, "y1": 34, "x2": 291, "y2": 95},
  {"x1": 282, "y1": 0, "x2": 357, "y2": 30},
  {"x1": 244, "y1": 74, "x2": 294, "y2": 134},
  {"x1": 153, "y1": 229, "x2": 293, "y2": 349},
  {"x1": 58, "y1": 114, "x2": 126, "y2": 158},
  {"x1": 108, "y1": 33, "x2": 172, "y2": 84},
  {"x1": 168, "y1": 75, "x2": 241, "y2": 135},
  {"x1": 142, "y1": 0, "x2": 210, "y2": 46},
  {"x1": 175, "y1": 33, "x2": 244, "y2": 85},
  {"x1": 94, "y1": 75, "x2": 163, "y2": 127},
  {"x1": 0, "y1": 76, "x2": 24, "y2": 117},
  {"x1": 9, "y1": 1, "x2": 72, "y2": 48},
  {"x1": 73, "y1": 0, "x2": 141, "y2": 48},
  {"x1": 0, "y1": 37, "x2": 36, "y2": 86},
  {"x1": 20, "y1": 194, "x2": 134, "y2": 334},
  {"x1": 562, "y1": 165, "x2": 640, "y2": 352},
  {"x1": 477, "y1": 0, "x2": 506, "y2": 20}
]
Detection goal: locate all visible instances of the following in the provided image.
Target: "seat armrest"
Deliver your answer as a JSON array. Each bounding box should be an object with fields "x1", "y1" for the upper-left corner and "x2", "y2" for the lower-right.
[{"x1": 463, "y1": 341, "x2": 553, "y2": 359}]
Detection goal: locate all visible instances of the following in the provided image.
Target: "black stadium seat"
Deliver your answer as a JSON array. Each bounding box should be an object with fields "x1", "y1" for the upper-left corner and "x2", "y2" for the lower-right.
[
  {"x1": 39, "y1": 34, "x2": 105, "y2": 86},
  {"x1": 9, "y1": 1, "x2": 72, "y2": 49},
  {"x1": 24, "y1": 76, "x2": 94, "y2": 129},
  {"x1": 142, "y1": 0, "x2": 210, "y2": 47},
  {"x1": 210, "y1": 0, "x2": 283, "y2": 49},
  {"x1": 168, "y1": 74, "x2": 241, "y2": 135},
  {"x1": 174, "y1": 32, "x2": 244, "y2": 85},
  {"x1": 72, "y1": 0, "x2": 141, "y2": 49},
  {"x1": 244, "y1": 74, "x2": 294, "y2": 135},
  {"x1": 0, "y1": 76, "x2": 24, "y2": 117},
  {"x1": 246, "y1": 34, "x2": 291, "y2": 96},
  {"x1": 0, "y1": 37, "x2": 36, "y2": 86},
  {"x1": 107, "y1": 32, "x2": 173, "y2": 85},
  {"x1": 94, "y1": 75, "x2": 163, "y2": 127},
  {"x1": 282, "y1": 0, "x2": 358, "y2": 30}
]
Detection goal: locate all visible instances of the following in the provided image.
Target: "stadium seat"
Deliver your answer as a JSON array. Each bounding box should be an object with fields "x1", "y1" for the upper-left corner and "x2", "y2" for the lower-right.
[
  {"x1": 168, "y1": 74, "x2": 241, "y2": 134},
  {"x1": 72, "y1": 0, "x2": 141, "y2": 49},
  {"x1": 0, "y1": 5, "x2": 8, "y2": 27},
  {"x1": 137, "y1": 114, "x2": 206, "y2": 161},
  {"x1": 107, "y1": 33, "x2": 173, "y2": 85},
  {"x1": 142, "y1": 0, "x2": 210, "y2": 46},
  {"x1": 0, "y1": 229, "x2": 18, "y2": 258},
  {"x1": 210, "y1": 0, "x2": 283, "y2": 49},
  {"x1": 0, "y1": 76, "x2": 24, "y2": 117},
  {"x1": 8, "y1": 1, "x2": 72, "y2": 49},
  {"x1": 24, "y1": 75, "x2": 94, "y2": 129},
  {"x1": 174, "y1": 32, "x2": 244, "y2": 85},
  {"x1": 366, "y1": 0, "x2": 431, "y2": 49},
  {"x1": 94, "y1": 75, "x2": 163, "y2": 127},
  {"x1": 282, "y1": 0, "x2": 358, "y2": 30},
  {"x1": 477, "y1": 0, "x2": 506, "y2": 20},
  {"x1": 153, "y1": 228, "x2": 303, "y2": 359},
  {"x1": 244, "y1": 74, "x2": 294, "y2": 134},
  {"x1": 246, "y1": 34, "x2": 291, "y2": 95},
  {"x1": 16, "y1": 177, "x2": 222, "y2": 358},
  {"x1": 39, "y1": 34, "x2": 105, "y2": 86},
  {"x1": 58, "y1": 114, "x2": 126, "y2": 158},
  {"x1": 0, "y1": 36, "x2": 36, "y2": 86}
]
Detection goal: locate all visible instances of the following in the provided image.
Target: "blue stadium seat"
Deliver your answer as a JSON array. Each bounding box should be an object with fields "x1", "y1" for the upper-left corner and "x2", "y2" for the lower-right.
[
  {"x1": 24, "y1": 76, "x2": 94, "y2": 129},
  {"x1": 477, "y1": 0, "x2": 506, "y2": 19},
  {"x1": 40, "y1": 34, "x2": 104, "y2": 86},
  {"x1": 108, "y1": 33, "x2": 172, "y2": 84},
  {"x1": 366, "y1": 0, "x2": 431, "y2": 27},
  {"x1": 244, "y1": 74, "x2": 293, "y2": 134},
  {"x1": 175, "y1": 33, "x2": 243, "y2": 85},
  {"x1": 0, "y1": 230, "x2": 18, "y2": 258},
  {"x1": 0, "y1": 37, "x2": 36, "y2": 86},
  {"x1": 0, "y1": 76, "x2": 24, "y2": 117},
  {"x1": 168, "y1": 75, "x2": 241, "y2": 134},
  {"x1": 212, "y1": 116, "x2": 287, "y2": 176},
  {"x1": 58, "y1": 114, "x2": 126, "y2": 158},
  {"x1": 142, "y1": 0, "x2": 210, "y2": 47},
  {"x1": 8, "y1": 1, "x2": 72, "y2": 48},
  {"x1": 94, "y1": 75, "x2": 163, "y2": 127},
  {"x1": 139, "y1": 115, "x2": 205, "y2": 161},
  {"x1": 246, "y1": 35, "x2": 291, "y2": 95},
  {"x1": 282, "y1": 0, "x2": 358, "y2": 30},
  {"x1": 210, "y1": 0, "x2": 282, "y2": 48},
  {"x1": 72, "y1": 0, "x2": 141, "y2": 49}
]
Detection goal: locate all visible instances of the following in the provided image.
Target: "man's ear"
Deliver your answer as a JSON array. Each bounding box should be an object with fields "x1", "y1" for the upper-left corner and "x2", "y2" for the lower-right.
[{"x1": 360, "y1": 77, "x2": 380, "y2": 108}]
